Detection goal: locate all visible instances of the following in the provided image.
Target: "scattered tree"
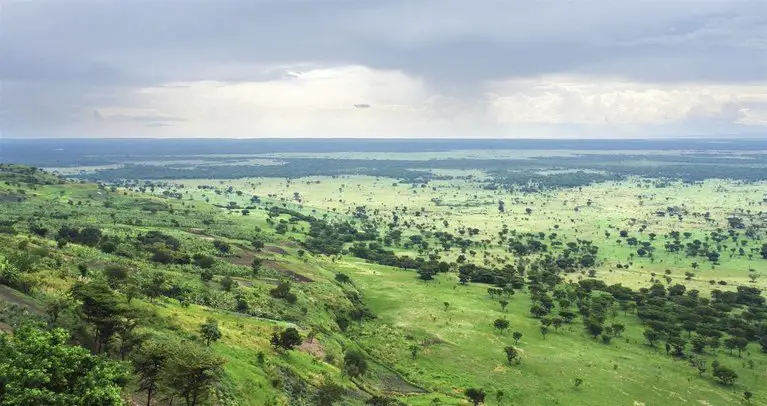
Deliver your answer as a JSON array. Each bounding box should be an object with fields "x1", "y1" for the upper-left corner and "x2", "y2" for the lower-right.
[
  {"x1": 464, "y1": 388, "x2": 486, "y2": 406},
  {"x1": 343, "y1": 350, "x2": 368, "y2": 379},
  {"x1": 270, "y1": 327, "x2": 302, "y2": 351},
  {"x1": 200, "y1": 318, "x2": 222, "y2": 346}
]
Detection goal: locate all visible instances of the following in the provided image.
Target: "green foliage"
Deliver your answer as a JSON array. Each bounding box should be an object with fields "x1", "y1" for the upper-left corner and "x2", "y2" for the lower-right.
[
  {"x1": 137, "y1": 230, "x2": 181, "y2": 250},
  {"x1": 103, "y1": 265, "x2": 129, "y2": 289},
  {"x1": 313, "y1": 378, "x2": 345, "y2": 406},
  {"x1": 250, "y1": 257, "x2": 262, "y2": 276},
  {"x1": 270, "y1": 327, "x2": 302, "y2": 351},
  {"x1": 712, "y1": 363, "x2": 738, "y2": 386},
  {"x1": 2, "y1": 162, "x2": 766, "y2": 405},
  {"x1": 335, "y1": 273, "x2": 351, "y2": 284},
  {"x1": 219, "y1": 276, "x2": 235, "y2": 292},
  {"x1": 212, "y1": 240, "x2": 231, "y2": 255},
  {"x1": 644, "y1": 329, "x2": 661, "y2": 346},
  {"x1": 464, "y1": 388, "x2": 485, "y2": 405},
  {"x1": 503, "y1": 345, "x2": 519, "y2": 365},
  {"x1": 269, "y1": 281, "x2": 297, "y2": 304},
  {"x1": 251, "y1": 239, "x2": 265, "y2": 249},
  {"x1": 343, "y1": 350, "x2": 368, "y2": 379},
  {"x1": 200, "y1": 318, "x2": 222, "y2": 346},
  {"x1": 366, "y1": 395, "x2": 405, "y2": 405},
  {"x1": 409, "y1": 344, "x2": 420, "y2": 360},
  {"x1": 493, "y1": 318, "x2": 509, "y2": 333},
  {"x1": 71, "y1": 281, "x2": 122, "y2": 353},
  {"x1": 193, "y1": 254, "x2": 215, "y2": 269},
  {"x1": 0, "y1": 324, "x2": 127, "y2": 405},
  {"x1": 161, "y1": 342, "x2": 225, "y2": 406},
  {"x1": 132, "y1": 338, "x2": 171, "y2": 406}
]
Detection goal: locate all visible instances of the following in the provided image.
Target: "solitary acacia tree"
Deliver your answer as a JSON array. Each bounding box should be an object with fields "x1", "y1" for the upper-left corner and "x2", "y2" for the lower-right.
[
  {"x1": 464, "y1": 388, "x2": 486, "y2": 405},
  {"x1": 494, "y1": 318, "x2": 510, "y2": 334},
  {"x1": 540, "y1": 325, "x2": 550, "y2": 339},
  {"x1": 200, "y1": 318, "x2": 222, "y2": 346},
  {"x1": 503, "y1": 346, "x2": 519, "y2": 365}
]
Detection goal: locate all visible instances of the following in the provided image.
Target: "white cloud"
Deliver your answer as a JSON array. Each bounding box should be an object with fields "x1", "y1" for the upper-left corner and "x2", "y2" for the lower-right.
[
  {"x1": 85, "y1": 66, "x2": 459, "y2": 137},
  {"x1": 486, "y1": 76, "x2": 767, "y2": 126},
  {"x1": 77, "y1": 68, "x2": 767, "y2": 138}
]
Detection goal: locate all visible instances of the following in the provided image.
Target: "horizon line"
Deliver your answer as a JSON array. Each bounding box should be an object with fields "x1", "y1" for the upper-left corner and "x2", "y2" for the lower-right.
[{"x1": 3, "y1": 135, "x2": 766, "y2": 141}]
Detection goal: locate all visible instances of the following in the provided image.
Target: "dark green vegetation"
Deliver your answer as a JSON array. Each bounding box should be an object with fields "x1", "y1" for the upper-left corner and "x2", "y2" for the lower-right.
[
  {"x1": 0, "y1": 165, "x2": 368, "y2": 405},
  {"x1": 8, "y1": 138, "x2": 767, "y2": 188},
  {"x1": 1, "y1": 141, "x2": 767, "y2": 406},
  {"x1": 69, "y1": 155, "x2": 767, "y2": 186}
]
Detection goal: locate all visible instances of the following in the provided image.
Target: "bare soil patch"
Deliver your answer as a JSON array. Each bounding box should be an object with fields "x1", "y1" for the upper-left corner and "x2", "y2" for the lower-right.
[
  {"x1": 263, "y1": 245, "x2": 288, "y2": 255},
  {"x1": 264, "y1": 260, "x2": 314, "y2": 282},
  {"x1": 298, "y1": 339, "x2": 325, "y2": 359},
  {"x1": 228, "y1": 248, "x2": 258, "y2": 266}
]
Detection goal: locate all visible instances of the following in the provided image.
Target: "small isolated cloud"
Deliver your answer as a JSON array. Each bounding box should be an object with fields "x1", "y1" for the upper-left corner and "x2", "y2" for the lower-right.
[
  {"x1": 144, "y1": 123, "x2": 176, "y2": 128},
  {"x1": 91, "y1": 108, "x2": 186, "y2": 123}
]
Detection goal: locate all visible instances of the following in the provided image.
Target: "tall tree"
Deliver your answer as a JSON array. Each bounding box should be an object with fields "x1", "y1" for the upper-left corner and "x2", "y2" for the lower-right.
[
  {"x1": 0, "y1": 324, "x2": 127, "y2": 405},
  {"x1": 200, "y1": 318, "x2": 222, "y2": 346},
  {"x1": 162, "y1": 343, "x2": 225, "y2": 406},
  {"x1": 71, "y1": 281, "x2": 122, "y2": 353},
  {"x1": 133, "y1": 339, "x2": 170, "y2": 406}
]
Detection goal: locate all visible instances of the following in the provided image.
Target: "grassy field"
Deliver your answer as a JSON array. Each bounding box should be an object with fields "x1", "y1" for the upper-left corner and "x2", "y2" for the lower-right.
[
  {"x1": 2, "y1": 160, "x2": 767, "y2": 405},
  {"x1": 143, "y1": 172, "x2": 766, "y2": 404},
  {"x1": 331, "y1": 258, "x2": 765, "y2": 405},
  {"x1": 168, "y1": 175, "x2": 767, "y2": 292}
]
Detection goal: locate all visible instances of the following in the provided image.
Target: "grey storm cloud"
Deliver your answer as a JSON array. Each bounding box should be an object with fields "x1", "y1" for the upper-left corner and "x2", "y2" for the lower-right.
[
  {"x1": 1, "y1": 0, "x2": 766, "y2": 137},
  {"x1": 4, "y1": 0, "x2": 765, "y2": 85}
]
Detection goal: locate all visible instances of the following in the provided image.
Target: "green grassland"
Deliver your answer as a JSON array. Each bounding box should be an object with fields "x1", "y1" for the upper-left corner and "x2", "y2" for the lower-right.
[
  {"x1": 168, "y1": 175, "x2": 766, "y2": 291},
  {"x1": 1, "y1": 161, "x2": 766, "y2": 405},
  {"x1": 335, "y1": 259, "x2": 763, "y2": 405}
]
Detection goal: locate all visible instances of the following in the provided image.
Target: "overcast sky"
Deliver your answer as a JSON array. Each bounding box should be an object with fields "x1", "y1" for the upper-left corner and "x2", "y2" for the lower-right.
[{"x1": 2, "y1": 0, "x2": 766, "y2": 138}]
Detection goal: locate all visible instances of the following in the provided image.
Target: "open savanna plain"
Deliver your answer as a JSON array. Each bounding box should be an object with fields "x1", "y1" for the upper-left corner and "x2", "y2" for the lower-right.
[
  {"x1": 150, "y1": 164, "x2": 767, "y2": 405},
  {"x1": 2, "y1": 141, "x2": 767, "y2": 406},
  {"x1": 171, "y1": 174, "x2": 767, "y2": 292}
]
